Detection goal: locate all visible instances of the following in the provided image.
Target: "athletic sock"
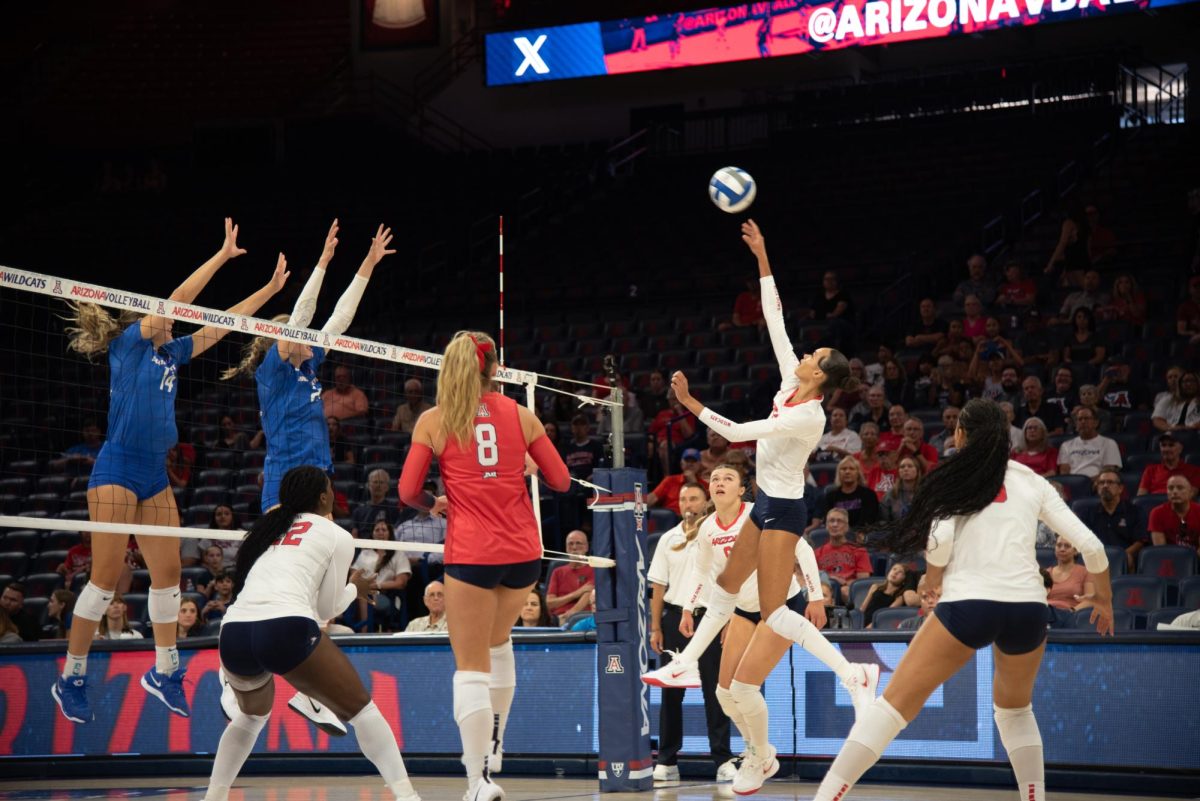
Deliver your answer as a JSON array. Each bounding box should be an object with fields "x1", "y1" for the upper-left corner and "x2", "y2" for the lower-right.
[
  {"x1": 676, "y1": 585, "x2": 737, "y2": 663},
  {"x1": 453, "y1": 671, "x2": 493, "y2": 787},
  {"x1": 204, "y1": 712, "x2": 269, "y2": 801},
  {"x1": 728, "y1": 681, "x2": 769, "y2": 752},
  {"x1": 62, "y1": 653, "x2": 87, "y2": 680},
  {"x1": 813, "y1": 697, "x2": 907, "y2": 801},
  {"x1": 765, "y1": 606, "x2": 855, "y2": 684},
  {"x1": 350, "y1": 701, "x2": 411, "y2": 786},
  {"x1": 488, "y1": 641, "x2": 516, "y2": 753},
  {"x1": 155, "y1": 645, "x2": 180, "y2": 676}
]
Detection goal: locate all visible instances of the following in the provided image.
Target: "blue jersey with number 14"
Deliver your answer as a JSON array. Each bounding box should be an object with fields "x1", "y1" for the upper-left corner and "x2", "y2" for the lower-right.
[
  {"x1": 106, "y1": 322, "x2": 193, "y2": 454},
  {"x1": 256, "y1": 344, "x2": 330, "y2": 474}
]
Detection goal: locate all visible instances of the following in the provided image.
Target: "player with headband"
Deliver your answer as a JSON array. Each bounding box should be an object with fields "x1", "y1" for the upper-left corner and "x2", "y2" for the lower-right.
[
  {"x1": 808, "y1": 399, "x2": 1114, "y2": 801},
  {"x1": 54, "y1": 218, "x2": 289, "y2": 724},
  {"x1": 399, "y1": 331, "x2": 571, "y2": 801},
  {"x1": 219, "y1": 221, "x2": 394, "y2": 735},
  {"x1": 202, "y1": 465, "x2": 420, "y2": 801},
  {"x1": 643, "y1": 222, "x2": 877, "y2": 776}
]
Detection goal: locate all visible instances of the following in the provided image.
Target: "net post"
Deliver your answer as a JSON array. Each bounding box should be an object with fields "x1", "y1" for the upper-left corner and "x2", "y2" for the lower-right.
[
  {"x1": 591, "y1": 468, "x2": 651, "y2": 791},
  {"x1": 603, "y1": 354, "x2": 625, "y2": 469}
]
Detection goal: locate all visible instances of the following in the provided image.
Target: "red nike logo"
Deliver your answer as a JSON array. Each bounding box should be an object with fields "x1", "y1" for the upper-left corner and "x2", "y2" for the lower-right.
[{"x1": 669, "y1": 670, "x2": 688, "y2": 678}]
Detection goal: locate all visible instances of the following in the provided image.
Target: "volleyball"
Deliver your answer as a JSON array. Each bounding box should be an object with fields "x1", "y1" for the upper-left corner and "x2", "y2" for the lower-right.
[{"x1": 708, "y1": 166, "x2": 757, "y2": 213}]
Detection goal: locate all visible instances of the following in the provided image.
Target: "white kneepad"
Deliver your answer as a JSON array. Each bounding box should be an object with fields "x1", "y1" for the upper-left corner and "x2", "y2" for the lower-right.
[
  {"x1": 75, "y1": 582, "x2": 115, "y2": 622},
  {"x1": 715, "y1": 685, "x2": 740, "y2": 719},
  {"x1": 488, "y1": 641, "x2": 516, "y2": 689},
  {"x1": 452, "y1": 671, "x2": 492, "y2": 725},
  {"x1": 148, "y1": 586, "x2": 183, "y2": 625},
  {"x1": 994, "y1": 704, "x2": 1042, "y2": 751}
]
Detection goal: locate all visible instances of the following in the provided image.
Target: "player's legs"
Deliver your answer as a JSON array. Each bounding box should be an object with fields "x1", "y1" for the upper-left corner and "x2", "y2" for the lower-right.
[
  {"x1": 727, "y1": 622, "x2": 791, "y2": 794},
  {"x1": 204, "y1": 675, "x2": 273, "y2": 801},
  {"x1": 136, "y1": 487, "x2": 183, "y2": 655},
  {"x1": 993, "y1": 642, "x2": 1048, "y2": 801},
  {"x1": 484, "y1": 581, "x2": 533, "y2": 775}
]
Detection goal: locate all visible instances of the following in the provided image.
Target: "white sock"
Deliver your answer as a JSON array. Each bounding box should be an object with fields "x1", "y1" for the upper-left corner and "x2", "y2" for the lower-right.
[
  {"x1": 677, "y1": 586, "x2": 738, "y2": 663},
  {"x1": 765, "y1": 606, "x2": 855, "y2": 684},
  {"x1": 205, "y1": 711, "x2": 268, "y2": 801},
  {"x1": 813, "y1": 697, "x2": 907, "y2": 801},
  {"x1": 62, "y1": 653, "x2": 87, "y2": 679},
  {"x1": 488, "y1": 641, "x2": 516, "y2": 753},
  {"x1": 350, "y1": 701, "x2": 411, "y2": 787},
  {"x1": 155, "y1": 645, "x2": 180, "y2": 676},
  {"x1": 714, "y1": 684, "x2": 749, "y2": 742},
  {"x1": 995, "y1": 704, "x2": 1044, "y2": 801},
  {"x1": 728, "y1": 680, "x2": 769, "y2": 752},
  {"x1": 453, "y1": 671, "x2": 493, "y2": 785}
]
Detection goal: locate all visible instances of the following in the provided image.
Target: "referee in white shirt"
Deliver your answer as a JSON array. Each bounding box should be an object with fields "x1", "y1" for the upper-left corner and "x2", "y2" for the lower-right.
[{"x1": 647, "y1": 483, "x2": 735, "y2": 782}]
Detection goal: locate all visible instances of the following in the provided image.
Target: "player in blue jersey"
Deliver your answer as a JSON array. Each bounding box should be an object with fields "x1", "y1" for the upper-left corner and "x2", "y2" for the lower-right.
[{"x1": 54, "y1": 218, "x2": 290, "y2": 725}]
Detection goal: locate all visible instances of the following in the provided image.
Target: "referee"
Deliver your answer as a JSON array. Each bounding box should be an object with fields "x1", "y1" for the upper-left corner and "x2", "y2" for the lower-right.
[{"x1": 648, "y1": 482, "x2": 736, "y2": 783}]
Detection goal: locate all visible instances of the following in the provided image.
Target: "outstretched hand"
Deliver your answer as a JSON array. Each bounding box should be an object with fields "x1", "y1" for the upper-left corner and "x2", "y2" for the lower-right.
[
  {"x1": 221, "y1": 217, "x2": 247, "y2": 260},
  {"x1": 366, "y1": 224, "x2": 396, "y2": 266},
  {"x1": 318, "y1": 219, "x2": 339, "y2": 266},
  {"x1": 268, "y1": 253, "x2": 291, "y2": 293},
  {"x1": 670, "y1": 370, "x2": 693, "y2": 403},
  {"x1": 741, "y1": 219, "x2": 766, "y2": 259}
]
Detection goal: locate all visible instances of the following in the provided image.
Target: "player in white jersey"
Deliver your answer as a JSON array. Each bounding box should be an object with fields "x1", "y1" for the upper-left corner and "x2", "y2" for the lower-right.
[
  {"x1": 203, "y1": 466, "x2": 420, "y2": 801},
  {"x1": 808, "y1": 400, "x2": 1114, "y2": 801}
]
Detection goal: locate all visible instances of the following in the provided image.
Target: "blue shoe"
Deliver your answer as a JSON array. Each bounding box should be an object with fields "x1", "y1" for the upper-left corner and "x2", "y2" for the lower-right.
[
  {"x1": 52, "y1": 675, "x2": 93, "y2": 723},
  {"x1": 141, "y1": 666, "x2": 190, "y2": 717}
]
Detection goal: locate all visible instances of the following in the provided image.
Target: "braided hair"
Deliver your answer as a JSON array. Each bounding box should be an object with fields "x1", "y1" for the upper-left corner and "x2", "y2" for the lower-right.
[
  {"x1": 234, "y1": 465, "x2": 331, "y2": 595},
  {"x1": 872, "y1": 398, "x2": 1010, "y2": 556}
]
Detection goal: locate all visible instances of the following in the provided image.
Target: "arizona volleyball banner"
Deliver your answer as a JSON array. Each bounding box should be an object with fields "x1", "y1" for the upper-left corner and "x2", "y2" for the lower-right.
[{"x1": 485, "y1": 0, "x2": 1186, "y2": 85}]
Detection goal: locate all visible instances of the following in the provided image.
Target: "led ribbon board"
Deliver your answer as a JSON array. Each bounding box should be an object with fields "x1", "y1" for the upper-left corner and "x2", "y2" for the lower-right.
[{"x1": 486, "y1": 0, "x2": 1183, "y2": 86}]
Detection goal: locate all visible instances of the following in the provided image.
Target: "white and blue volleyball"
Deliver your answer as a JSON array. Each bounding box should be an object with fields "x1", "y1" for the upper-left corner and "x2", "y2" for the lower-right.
[{"x1": 708, "y1": 166, "x2": 757, "y2": 214}]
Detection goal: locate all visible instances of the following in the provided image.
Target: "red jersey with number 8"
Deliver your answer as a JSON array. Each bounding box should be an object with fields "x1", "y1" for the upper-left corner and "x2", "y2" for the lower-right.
[{"x1": 439, "y1": 391, "x2": 540, "y2": 564}]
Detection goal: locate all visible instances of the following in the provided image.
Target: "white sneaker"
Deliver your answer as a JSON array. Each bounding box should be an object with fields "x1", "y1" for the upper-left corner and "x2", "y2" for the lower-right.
[
  {"x1": 487, "y1": 738, "x2": 503, "y2": 774},
  {"x1": 716, "y1": 759, "x2": 738, "y2": 782},
  {"x1": 389, "y1": 778, "x2": 421, "y2": 801},
  {"x1": 842, "y1": 663, "x2": 880, "y2": 721},
  {"x1": 731, "y1": 744, "x2": 778, "y2": 796},
  {"x1": 641, "y1": 652, "x2": 701, "y2": 688},
  {"x1": 465, "y1": 776, "x2": 503, "y2": 801},
  {"x1": 218, "y1": 669, "x2": 239, "y2": 722},
  {"x1": 652, "y1": 764, "x2": 680, "y2": 783},
  {"x1": 288, "y1": 692, "x2": 349, "y2": 737}
]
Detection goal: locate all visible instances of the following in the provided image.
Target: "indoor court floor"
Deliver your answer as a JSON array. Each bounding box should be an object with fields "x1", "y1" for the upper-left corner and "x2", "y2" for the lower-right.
[{"x1": 0, "y1": 776, "x2": 1188, "y2": 801}]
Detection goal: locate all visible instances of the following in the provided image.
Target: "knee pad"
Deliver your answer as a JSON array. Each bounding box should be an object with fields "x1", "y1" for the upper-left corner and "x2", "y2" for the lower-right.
[
  {"x1": 848, "y1": 697, "x2": 908, "y2": 759},
  {"x1": 75, "y1": 582, "x2": 115, "y2": 622},
  {"x1": 728, "y1": 680, "x2": 766, "y2": 715},
  {"x1": 994, "y1": 704, "x2": 1042, "y2": 752},
  {"x1": 715, "y1": 685, "x2": 740, "y2": 720},
  {"x1": 231, "y1": 711, "x2": 270, "y2": 735},
  {"x1": 489, "y1": 640, "x2": 516, "y2": 689},
  {"x1": 148, "y1": 586, "x2": 182, "y2": 625},
  {"x1": 452, "y1": 671, "x2": 492, "y2": 725}
]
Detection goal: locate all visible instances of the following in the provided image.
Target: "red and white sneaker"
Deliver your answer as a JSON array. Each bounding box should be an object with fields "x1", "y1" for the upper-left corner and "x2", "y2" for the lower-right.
[
  {"x1": 731, "y1": 744, "x2": 778, "y2": 796},
  {"x1": 641, "y1": 652, "x2": 701, "y2": 689},
  {"x1": 842, "y1": 663, "x2": 880, "y2": 720}
]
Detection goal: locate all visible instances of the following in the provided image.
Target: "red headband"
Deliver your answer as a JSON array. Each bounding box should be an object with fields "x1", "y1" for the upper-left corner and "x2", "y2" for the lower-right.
[{"x1": 468, "y1": 335, "x2": 494, "y2": 371}]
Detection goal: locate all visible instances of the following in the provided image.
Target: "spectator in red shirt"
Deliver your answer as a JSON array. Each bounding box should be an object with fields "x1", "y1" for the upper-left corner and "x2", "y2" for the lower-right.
[
  {"x1": 1139, "y1": 433, "x2": 1200, "y2": 496},
  {"x1": 1148, "y1": 476, "x2": 1200, "y2": 549},
  {"x1": 878, "y1": 404, "x2": 908, "y2": 451},
  {"x1": 1099, "y1": 273, "x2": 1145, "y2": 326},
  {"x1": 648, "y1": 449, "x2": 708, "y2": 515},
  {"x1": 57, "y1": 532, "x2": 93, "y2": 584},
  {"x1": 719, "y1": 277, "x2": 765, "y2": 332},
  {"x1": 1176, "y1": 275, "x2": 1200, "y2": 343},
  {"x1": 814, "y1": 508, "x2": 872, "y2": 605},
  {"x1": 649, "y1": 393, "x2": 697, "y2": 476},
  {"x1": 166, "y1": 442, "x2": 196, "y2": 488},
  {"x1": 996, "y1": 262, "x2": 1037, "y2": 311},
  {"x1": 898, "y1": 417, "x2": 939, "y2": 474},
  {"x1": 961, "y1": 294, "x2": 987, "y2": 341},
  {"x1": 1012, "y1": 417, "x2": 1059, "y2": 478},
  {"x1": 546, "y1": 530, "x2": 596, "y2": 618}
]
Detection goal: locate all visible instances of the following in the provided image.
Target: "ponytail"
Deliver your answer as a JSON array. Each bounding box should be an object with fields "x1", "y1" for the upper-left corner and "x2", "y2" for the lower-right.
[
  {"x1": 437, "y1": 330, "x2": 498, "y2": 445},
  {"x1": 63, "y1": 303, "x2": 141, "y2": 360},
  {"x1": 222, "y1": 313, "x2": 290, "y2": 380},
  {"x1": 818, "y1": 349, "x2": 860, "y2": 395},
  {"x1": 233, "y1": 465, "x2": 330, "y2": 594}
]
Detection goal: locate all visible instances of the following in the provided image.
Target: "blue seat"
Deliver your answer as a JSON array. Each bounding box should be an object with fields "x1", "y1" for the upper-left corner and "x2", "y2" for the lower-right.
[
  {"x1": 122, "y1": 593, "x2": 148, "y2": 623},
  {"x1": 1131, "y1": 495, "x2": 1166, "y2": 526},
  {"x1": 0, "y1": 552, "x2": 29, "y2": 579},
  {"x1": 1180, "y1": 576, "x2": 1200, "y2": 609},
  {"x1": 1111, "y1": 576, "x2": 1166, "y2": 614},
  {"x1": 1138, "y1": 546, "x2": 1198, "y2": 582},
  {"x1": 1053, "y1": 474, "x2": 1093, "y2": 503},
  {"x1": 808, "y1": 528, "x2": 829, "y2": 549},
  {"x1": 848, "y1": 578, "x2": 877, "y2": 610},
  {"x1": 648, "y1": 508, "x2": 679, "y2": 534},
  {"x1": 1146, "y1": 607, "x2": 1193, "y2": 630},
  {"x1": 22, "y1": 572, "x2": 64, "y2": 597},
  {"x1": 1071, "y1": 607, "x2": 1133, "y2": 630},
  {"x1": 872, "y1": 607, "x2": 919, "y2": 629},
  {"x1": 1035, "y1": 548, "x2": 1056, "y2": 569},
  {"x1": 1105, "y1": 545, "x2": 1128, "y2": 576}
]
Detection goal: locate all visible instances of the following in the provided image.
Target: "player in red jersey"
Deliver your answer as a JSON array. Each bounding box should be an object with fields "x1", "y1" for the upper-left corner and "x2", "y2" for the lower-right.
[{"x1": 399, "y1": 331, "x2": 570, "y2": 801}]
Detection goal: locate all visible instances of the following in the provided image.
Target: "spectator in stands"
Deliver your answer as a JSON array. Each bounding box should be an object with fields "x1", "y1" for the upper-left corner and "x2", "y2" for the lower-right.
[
  {"x1": 868, "y1": 440, "x2": 901, "y2": 500},
  {"x1": 880, "y1": 456, "x2": 922, "y2": 522},
  {"x1": 904, "y1": 298, "x2": 948, "y2": 350},
  {"x1": 546, "y1": 531, "x2": 595, "y2": 618},
  {"x1": 166, "y1": 442, "x2": 195, "y2": 488},
  {"x1": 860, "y1": 563, "x2": 915, "y2": 628},
  {"x1": 1149, "y1": 476, "x2": 1200, "y2": 549},
  {"x1": 898, "y1": 574, "x2": 939, "y2": 631},
  {"x1": 1046, "y1": 535, "x2": 1096, "y2": 627},
  {"x1": 816, "y1": 407, "x2": 862, "y2": 462},
  {"x1": 1083, "y1": 470, "x2": 1143, "y2": 572},
  {"x1": 809, "y1": 270, "x2": 856, "y2": 350},
  {"x1": 0, "y1": 583, "x2": 41, "y2": 641},
  {"x1": 201, "y1": 572, "x2": 234, "y2": 623},
  {"x1": 1152, "y1": 370, "x2": 1200, "y2": 432},
  {"x1": 953, "y1": 254, "x2": 996, "y2": 307},
  {"x1": 814, "y1": 508, "x2": 872, "y2": 605},
  {"x1": 1176, "y1": 275, "x2": 1200, "y2": 343},
  {"x1": 648, "y1": 395, "x2": 695, "y2": 476},
  {"x1": 1057, "y1": 270, "x2": 1109, "y2": 322},
  {"x1": 177, "y1": 598, "x2": 201, "y2": 639},
  {"x1": 0, "y1": 611, "x2": 24, "y2": 644},
  {"x1": 1099, "y1": 273, "x2": 1145, "y2": 326},
  {"x1": 698, "y1": 430, "x2": 731, "y2": 480},
  {"x1": 854, "y1": 422, "x2": 883, "y2": 482},
  {"x1": 911, "y1": 355, "x2": 936, "y2": 406},
  {"x1": 927, "y1": 355, "x2": 967, "y2": 410},
  {"x1": 1085, "y1": 203, "x2": 1117, "y2": 264},
  {"x1": 1153, "y1": 365, "x2": 1183, "y2": 410},
  {"x1": 47, "y1": 589, "x2": 75, "y2": 639},
  {"x1": 1097, "y1": 356, "x2": 1142, "y2": 422},
  {"x1": 1000, "y1": 402, "x2": 1025, "y2": 451},
  {"x1": 864, "y1": 344, "x2": 893, "y2": 387},
  {"x1": 881, "y1": 360, "x2": 913, "y2": 409},
  {"x1": 215, "y1": 414, "x2": 248, "y2": 451},
  {"x1": 1044, "y1": 366, "x2": 1079, "y2": 420},
  {"x1": 898, "y1": 418, "x2": 938, "y2": 474},
  {"x1": 968, "y1": 347, "x2": 1006, "y2": 402},
  {"x1": 352, "y1": 518, "x2": 412, "y2": 631},
  {"x1": 1045, "y1": 206, "x2": 1091, "y2": 287},
  {"x1": 996, "y1": 261, "x2": 1037, "y2": 311},
  {"x1": 961, "y1": 294, "x2": 987, "y2": 341},
  {"x1": 564, "y1": 590, "x2": 598, "y2": 631},
  {"x1": 719, "y1": 277, "x2": 765, "y2": 332},
  {"x1": 327, "y1": 416, "x2": 356, "y2": 464},
  {"x1": 929, "y1": 406, "x2": 960, "y2": 456},
  {"x1": 195, "y1": 545, "x2": 225, "y2": 594},
  {"x1": 813, "y1": 457, "x2": 880, "y2": 531},
  {"x1": 1014, "y1": 309, "x2": 1057, "y2": 367},
  {"x1": 995, "y1": 365, "x2": 1023, "y2": 408},
  {"x1": 829, "y1": 358, "x2": 866, "y2": 414},
  {"x1": 932, "y1": 318, "x2": 967, "y2": 362},
  {"x1": 64, "y1": 419, "x2": 104, "y2": 464},
  {"x1": 879, "y1": 404, "x2": 908, "y2": 451},
  {"x1": 1061, "y1": 307, "x2": 1106, "y2": 367},
  {"x1": 543, "y1": 421, "x2": 560, "y2": 449},
  {"x1": 322, "y1": 365, "x2": 369, "y2": 420},
  {"x1": 1058, "y1": 407, "x2": 1121, "y2": 478},
  {"x1": 96, "y1": 593, "x2": 141, "y2": 640},
  {"x1": 1012, "y1": 417, "x2": 1059, "y2": 478},
  {"x1": 390, "y1": 378, "x2": 433, "y2": 434},
  {"x1": 639, "y1": 370, "x2": 671, "y2": 422},
  {"x1": 189, "y1": 505, "x2": 242, "y2": 571},
  {"x1": 516, "y1": 589, "x2": 553, "y2": 627},
  {"x1": 562, "y1": 413, "x2": 605, "y2": 480},
  {"x1": 404, "y1": 581, "x2": 448, "y2": 633},
  {"x1": 57, "y1": 532, "x2": 92, "y2": 585},
  {"x1": 849, "y1": 385, "x2": 889, "y2": 433},
  {"x1": 1139, "y1": 433, "x2": 1200, "y2": 496},
  {"x1": 397, "y1": 480, "x2": 446, "y2": 577},
  {"x1": 351, "y1": 468, "x2": 399, "y2": 537},
  {"x1": 1016, "y1": 375, "x2": 1064, "y2": 434}
]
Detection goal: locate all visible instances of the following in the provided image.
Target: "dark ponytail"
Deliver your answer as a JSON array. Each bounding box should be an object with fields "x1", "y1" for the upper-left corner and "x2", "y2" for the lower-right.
[
  {"x1": 234, "y1": 466, "x2": 330, "y2": 594},
  {"x1": 871, "y1": 398, "x2": 1010, "y2": 556},
  {"x1": 818, "y1": 350, "x2": 861, "y2": 395}
]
